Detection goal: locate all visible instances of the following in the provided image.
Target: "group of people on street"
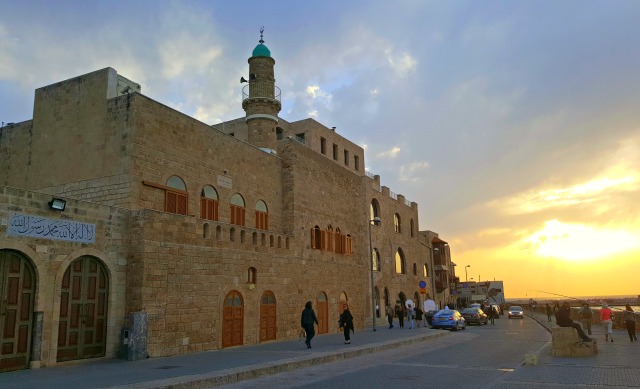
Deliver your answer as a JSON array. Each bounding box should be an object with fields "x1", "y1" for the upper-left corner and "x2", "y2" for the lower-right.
[
  {"x1": 385, "y1": 301, "x2": 427, "y2": 329},
  {"x1": 300, "y1": 301, "x2": 355, "y2": 348},
  {"x1": 301, "y1": 299, "x2": 638, "y2": 349},
  {"x1": 553, "y1": 301, "x2": 638, "y2": 344}
]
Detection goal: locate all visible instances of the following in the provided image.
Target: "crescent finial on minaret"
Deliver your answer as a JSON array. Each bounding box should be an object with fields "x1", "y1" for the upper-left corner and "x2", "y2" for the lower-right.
[{"x1": 259, "y1": 27, "x2": 265, "y2": 44}]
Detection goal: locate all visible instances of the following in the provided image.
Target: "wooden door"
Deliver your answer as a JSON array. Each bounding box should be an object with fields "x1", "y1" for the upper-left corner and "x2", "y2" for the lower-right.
[
  {"x1": 317, "y1": 293, "x2": 328, "y2": 334},
  {"x1": 222, "y1": 291, "x2": 243, "y2": 348},
  {"x1": 0, "y1": 250, "x2": 35, "y2": 372},
  {"x1": 57, "y1": 256, "x2": 109, "y2": 362},
  {"x1": 259, "y1": 292, "x2": 276, "y2": 342}
]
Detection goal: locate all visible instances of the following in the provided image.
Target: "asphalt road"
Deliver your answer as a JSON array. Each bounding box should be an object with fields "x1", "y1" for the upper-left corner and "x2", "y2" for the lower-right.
[{"x1": 217, "y1": 315, "x2": 549, "y2": 389}]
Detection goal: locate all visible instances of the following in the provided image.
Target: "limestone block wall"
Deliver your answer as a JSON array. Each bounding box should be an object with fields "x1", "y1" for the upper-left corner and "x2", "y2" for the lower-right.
[
  {"x1": 0, "y1": 186, "x2": 128, "y2": 367},
  {"x1": 128, "y1": 96, "x2": 286, "y2": 233},
  {"x1": 126, "y1": 209, "x2": 304, "y2": 356}
]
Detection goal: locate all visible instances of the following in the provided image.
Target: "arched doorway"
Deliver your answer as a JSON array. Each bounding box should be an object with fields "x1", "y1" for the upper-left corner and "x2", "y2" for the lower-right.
[
  {"x1": 222, "y1": 291, "x2": 243, "y2": 348},
  {"x1": 57, "y1": 256, "x2": 109, "y2": 362},
  {"x1": 259, "y1": 291, "x2": 276, "y2": 342},
  {"x1": 0, "y1": 250, "x2": 36, "y2": 372},
  {"x1": 316, "y1": 292, "x2": 328, "y2": 334}
]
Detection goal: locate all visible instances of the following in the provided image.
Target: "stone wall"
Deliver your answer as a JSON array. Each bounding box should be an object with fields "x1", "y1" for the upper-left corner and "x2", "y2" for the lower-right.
[{"x1": 0, "y1": 186, "x2": 128, "y2": 367}]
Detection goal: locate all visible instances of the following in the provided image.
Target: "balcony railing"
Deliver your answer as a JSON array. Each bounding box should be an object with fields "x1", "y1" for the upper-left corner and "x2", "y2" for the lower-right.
[{"x1": 242, "y1": 83, "x2": 281, "y2": 103}]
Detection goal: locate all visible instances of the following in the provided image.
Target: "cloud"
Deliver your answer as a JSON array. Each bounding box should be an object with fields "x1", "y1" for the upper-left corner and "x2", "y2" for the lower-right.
[
  {"x1": 399, "y1": 161, "x2": 430, "y2": 182},
  {"x1": 384, "y1": 49, "x2": 417, "y2": 78},
  {"x1": 377, "y1": 147, "x2": 401, "y2": 159}
]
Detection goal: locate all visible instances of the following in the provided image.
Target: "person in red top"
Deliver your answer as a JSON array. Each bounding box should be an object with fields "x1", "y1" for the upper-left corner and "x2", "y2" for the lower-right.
[{"x1": 600, "y1": 303, "x2": 614, "y2": 342}]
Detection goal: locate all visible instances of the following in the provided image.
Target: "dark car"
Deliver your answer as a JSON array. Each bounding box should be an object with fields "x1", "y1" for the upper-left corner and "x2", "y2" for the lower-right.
[
  {"x1": 508, "y1": 306, "x2": 524, "y2": 319},
  {"x1": 461, "y1": 307, "x2": 488, "y2": 325},
  {"x1": 431, "y1": 309, "x2": 466, "y2": 331}
]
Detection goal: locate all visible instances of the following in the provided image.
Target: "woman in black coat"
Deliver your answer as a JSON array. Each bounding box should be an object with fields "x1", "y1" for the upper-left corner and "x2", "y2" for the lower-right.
[
  {"x1": 340, "y1": 304, "x2": 354, "y2": 344},
  {"x1": 301, "y1": 301, "x2": 319, "y2": 348}
]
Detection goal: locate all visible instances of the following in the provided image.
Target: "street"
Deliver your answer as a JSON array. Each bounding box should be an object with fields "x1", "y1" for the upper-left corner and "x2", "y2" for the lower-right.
[{"x1": 218, "y1": 315, "x2": 549, "y2": 388}]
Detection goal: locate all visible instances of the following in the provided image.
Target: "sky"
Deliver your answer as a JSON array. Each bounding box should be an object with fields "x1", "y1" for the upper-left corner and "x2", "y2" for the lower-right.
[{"x1": 1, "y1": 0, "x2": 639, "y2": 299}]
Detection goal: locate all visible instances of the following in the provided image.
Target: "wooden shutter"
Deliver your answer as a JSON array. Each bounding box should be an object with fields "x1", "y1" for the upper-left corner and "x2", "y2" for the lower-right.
[{"x1": 201, "y1": 198, "x2": 219, "y2": 220}]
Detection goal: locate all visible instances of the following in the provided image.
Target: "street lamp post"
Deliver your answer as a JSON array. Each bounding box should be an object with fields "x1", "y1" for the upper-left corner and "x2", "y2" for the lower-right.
[
  {"x1": 368, "y1": 217, "x2": 381, "y2": 331},
  {"x1": 465, "y1": 265, "x2": 470, "y2": 282}
]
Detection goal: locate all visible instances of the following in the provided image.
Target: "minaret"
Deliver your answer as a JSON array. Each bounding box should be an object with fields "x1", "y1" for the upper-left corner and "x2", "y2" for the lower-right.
[{"x1": 242, "y1": 28, "x2": 281, "y2": 153}]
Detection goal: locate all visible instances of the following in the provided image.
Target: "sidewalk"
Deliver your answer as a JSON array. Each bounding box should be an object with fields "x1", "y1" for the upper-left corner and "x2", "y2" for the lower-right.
[
  {"x1": 3, "y1": 313, "x2": 638, "y2": 389},
  {"x1": 1, "y1": 323, "x2": 448, "y2": 389},
  {"x1": 525, "y1": 309, "x2": 640, "y2": 369}
]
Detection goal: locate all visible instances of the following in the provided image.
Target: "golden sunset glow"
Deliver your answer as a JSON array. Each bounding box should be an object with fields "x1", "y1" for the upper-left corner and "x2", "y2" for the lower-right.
[
  {"x1": 455, "y1": 136, "x2": 640, "y2": 298},
  {"x1": 525, "y1": 220, "x2": 640, "y2": 261}
]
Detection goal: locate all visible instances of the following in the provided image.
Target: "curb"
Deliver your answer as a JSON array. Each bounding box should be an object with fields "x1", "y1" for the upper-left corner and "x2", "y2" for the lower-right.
[{"x1": 107, "y1": 331, "x2": 450, "y2": 389}]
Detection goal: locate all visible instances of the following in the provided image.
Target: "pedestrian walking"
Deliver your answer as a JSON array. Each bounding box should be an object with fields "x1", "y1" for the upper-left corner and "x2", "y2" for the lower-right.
[
  {"x1": 395, "y1": 303, "x2": 405, "y2": 328},
  {"x1": 300, "y1": 301, "x2": 319, "y2": 349},
  {"x1": 579, "y1": 303, "x2": 593, "y2": 335},
  {"x1": 339, "y1": 304, "x2": 354, "y2": 344},
  {"x1": 407, "y1": 303, "x2": 415, "y2": 329},
  {"x1": 415, "y1": 306, "x2": 423, "y2": 327},
  {"x1": 488, "y1": 306, "x2": 496, "y2": 325},
  {"x1": 385, "y1": 304, "x2": 395, "y2": 329},
  {"x1": 600, "y1": 303, "x2": 614, "y2": 342},
  {"x1": 623, "y1": 304, "x2": 638, "y2": 342},
  {"x1": 545, "y1": 303, "x2": 553, "y2": 322}
]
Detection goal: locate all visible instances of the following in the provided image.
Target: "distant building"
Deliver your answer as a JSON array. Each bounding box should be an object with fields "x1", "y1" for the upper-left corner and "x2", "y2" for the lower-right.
[
  {"x1": 0, "y1": 33, "x2": 452, "y2": 371},
  {"x1": 459, "y1": 280, "x2": 506, "y2": 306}
]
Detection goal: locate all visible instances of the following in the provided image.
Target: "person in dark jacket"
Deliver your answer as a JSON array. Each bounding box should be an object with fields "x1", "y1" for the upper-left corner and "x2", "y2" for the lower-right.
[
  {"x1": 545, "y1": 303, "x2": 553, "y2": 322},
  {"x1": 395, "y1": 303, "x2": 405, "y2": 328},
  {"x1": 300, "y1": 301, "x2": 319, "y2": 348},
  {"x1": 556, "y1": 302, "x2": 592, "y2": 342},
  {"x1": 339, "y1": 304, "x2": 354, "y2": 344},
  {"x1": 623, "y1": 304, "x2": 638, "y2": 342}
]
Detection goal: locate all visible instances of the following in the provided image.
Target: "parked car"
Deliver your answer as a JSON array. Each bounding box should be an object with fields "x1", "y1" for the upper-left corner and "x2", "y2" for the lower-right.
[
  {"x1": 461, "y1": 307, "x2": 488, "y2": 325},
  {"x1": 431, "y1": 309, "x2": 466, "y2": 331},
  {"x1": 508, "y1": 306, "x2": 524, "y2": 319},
  {"x1": 469, "y1": 303, "x2": 481, "y2": 309}
]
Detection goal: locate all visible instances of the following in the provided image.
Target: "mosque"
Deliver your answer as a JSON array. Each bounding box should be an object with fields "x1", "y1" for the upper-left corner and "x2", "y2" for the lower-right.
[{"x1": 0, "y1": 32, "x2": 456, "y2": 371}]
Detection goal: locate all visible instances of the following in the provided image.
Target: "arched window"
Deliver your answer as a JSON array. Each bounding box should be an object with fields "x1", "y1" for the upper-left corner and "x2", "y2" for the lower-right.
[
  {"x1": 395, "y1": 248, "x2": 406, "y2": 274},
  {"x1": 413, "y1": 263, "x2": 417, "y2": 276},
  {"x1": 200, "y1": 185, "x2": 219, "y2": 220},
  {"x1": 334, "y1": 227, "x2": 343, "y2": 254},
  {"x1": 326, "y1": 225, "x2": 334, "y2": 252},
  {"x1": 165, "y1": 175, "x2": 188, "y2": 215},
  {"x1": 394, "y1": 213, "x2": 401, "y2": 233},
  {"x1": 252, "y1": 232, "x2": 258, "y2": 245},
  {"x1": 311, "y1": 225, "x2": 322, "y2": 249},
  {"x1": 410, "y1": 218, "x2": 415, "y2": 237},
  {"x1": 255, "y1": 200, "x2": 268, "y2": 230},
  {"x1": 344, "y1": 234, "x2": 353, "y2": 255},
  {"x1": 370, "y1": 199, "x2": 380, "y2": 223},
  {"x1": 423, "y1": 263, "x2": 429, "y2": 277},
  {"x1": 230, "y1": 193, "x2": 246, "y2": 226},
  {"x1": 230, "y1": 227, "x2": 236, "y2": 242},
  {"x1": 247, "y1": 267, "x2": 257, "y2": 284},
  {"x1": 372, "y1": 248, "x2": 380, "y2": 271}
]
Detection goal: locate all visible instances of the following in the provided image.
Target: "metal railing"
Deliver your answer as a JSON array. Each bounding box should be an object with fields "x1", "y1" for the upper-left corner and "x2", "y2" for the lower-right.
[{"x1": 242, "y1": 83, "x2": 281, "y2": 103}]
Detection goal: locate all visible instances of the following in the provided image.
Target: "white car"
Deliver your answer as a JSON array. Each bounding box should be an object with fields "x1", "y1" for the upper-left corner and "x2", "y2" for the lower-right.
[{"x1": 508, "y1": 306, "x2": 524, "y2": 319}]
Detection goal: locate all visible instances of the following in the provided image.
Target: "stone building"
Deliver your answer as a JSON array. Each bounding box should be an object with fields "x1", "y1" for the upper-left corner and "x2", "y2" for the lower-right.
[{"x1": 0, "y1": 34, "x2": 451, "y2": 371}]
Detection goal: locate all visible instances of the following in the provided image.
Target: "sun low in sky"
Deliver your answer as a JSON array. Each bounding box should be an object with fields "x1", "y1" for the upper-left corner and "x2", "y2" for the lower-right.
[{"x1": 454, "y1": 138, "x2": 640, "y2": 298}]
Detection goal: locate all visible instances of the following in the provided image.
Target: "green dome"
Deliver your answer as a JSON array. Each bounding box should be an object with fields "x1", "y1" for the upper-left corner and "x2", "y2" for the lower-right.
[{"x1": 252, "y1": 43, "x2": 271, "y2": 58}]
